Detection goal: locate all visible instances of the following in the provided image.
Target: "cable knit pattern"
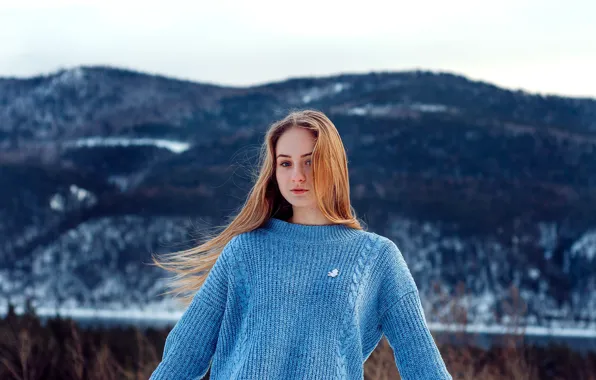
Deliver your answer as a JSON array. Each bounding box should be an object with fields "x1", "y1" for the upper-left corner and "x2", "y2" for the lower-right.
[
  {"x1": 335, "y1": 235, "x2": 381, "y2": 379},
  {"x1": 150, "y1": 217, "x2": 452, "y2": 380}
]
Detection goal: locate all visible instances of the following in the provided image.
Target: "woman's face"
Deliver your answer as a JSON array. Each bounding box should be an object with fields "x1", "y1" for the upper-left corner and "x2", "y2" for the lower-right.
[{"x1": 274, "y1": 126, "x2": 316, "y2": 208}]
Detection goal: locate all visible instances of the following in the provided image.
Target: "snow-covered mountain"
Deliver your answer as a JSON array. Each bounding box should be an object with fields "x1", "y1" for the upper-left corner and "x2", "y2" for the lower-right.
[{"x1": 1, "y1": 66, "x2": 595, "y2": 330}]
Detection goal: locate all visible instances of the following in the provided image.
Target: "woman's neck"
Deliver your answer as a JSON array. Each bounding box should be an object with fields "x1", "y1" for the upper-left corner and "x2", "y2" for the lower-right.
[{"x1": 289, "y1": 208, "x2": 333, "y2": 226}]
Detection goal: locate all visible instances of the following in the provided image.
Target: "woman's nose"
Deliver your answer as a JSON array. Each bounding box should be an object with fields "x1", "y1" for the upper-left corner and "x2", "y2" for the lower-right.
[{"x1": 292, "y1": 168, "x2": 306, "y2": 182}]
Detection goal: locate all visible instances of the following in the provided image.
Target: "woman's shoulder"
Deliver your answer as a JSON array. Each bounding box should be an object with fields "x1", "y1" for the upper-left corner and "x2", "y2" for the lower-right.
[
  {"x1": 356, "y1": 229, "x2": 398, "y2": 251},
  {"x1": 221, "y1": 228, "x2": 263, "y2": 255},
  {"x1": 354, "y1": 230, "x2": 406, "y2": 270},
  {"x1": 228, "y1": 227, "x2": 263, "y2": 243}
]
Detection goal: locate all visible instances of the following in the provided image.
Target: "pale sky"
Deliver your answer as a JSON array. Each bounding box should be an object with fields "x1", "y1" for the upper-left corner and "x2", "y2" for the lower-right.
[{"x1": 1, "y1": 0, "x2": 595, "y2": 98}]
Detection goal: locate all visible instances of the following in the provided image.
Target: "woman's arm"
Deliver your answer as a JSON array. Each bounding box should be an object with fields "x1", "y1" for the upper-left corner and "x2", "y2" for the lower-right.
[
  {"x1": 378, "y1": 239, "x2": 452, "y2": 380},
  {"x1": 149, "y1": 241, "x2": 235, "y2": 380}
]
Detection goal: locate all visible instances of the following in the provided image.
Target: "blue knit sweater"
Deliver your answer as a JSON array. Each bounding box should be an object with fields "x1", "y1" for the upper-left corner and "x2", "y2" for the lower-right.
[{"x1": 150, "y1": 217, "x2": 452, "y2": 379}]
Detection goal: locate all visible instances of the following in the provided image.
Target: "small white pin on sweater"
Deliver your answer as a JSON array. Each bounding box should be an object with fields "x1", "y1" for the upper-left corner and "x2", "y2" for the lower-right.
[{"x1": 327, "y1": 268, "x2": 339, "y2": 277}]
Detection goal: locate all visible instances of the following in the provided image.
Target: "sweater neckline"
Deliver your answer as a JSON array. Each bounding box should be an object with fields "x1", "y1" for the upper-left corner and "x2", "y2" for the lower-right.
[{"x1": 263, "y1": 217, "x2": 361, "y2": 243}]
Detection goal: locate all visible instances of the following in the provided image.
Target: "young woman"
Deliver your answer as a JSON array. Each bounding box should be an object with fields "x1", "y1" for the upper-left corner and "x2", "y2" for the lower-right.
[{"x1": 150, "y1": 110, "x2": 452, "y2": 379}]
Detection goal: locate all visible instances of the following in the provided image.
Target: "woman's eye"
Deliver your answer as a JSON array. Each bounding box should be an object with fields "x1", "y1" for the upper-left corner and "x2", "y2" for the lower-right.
[{"x1": 280, "y1": 160, "x2": 311, "y2": 167}]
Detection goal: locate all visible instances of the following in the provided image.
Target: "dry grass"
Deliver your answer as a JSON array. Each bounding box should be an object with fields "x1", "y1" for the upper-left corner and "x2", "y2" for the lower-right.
[
  {"x1": 1, "y1": 290, "x2": 594, "y2": 380},
  {"x1": 364, "y1": 282, "x2": 596, "y2": 379},
  {"x1": 0, "y1": 302, "x2": 164, "y2": 380}
]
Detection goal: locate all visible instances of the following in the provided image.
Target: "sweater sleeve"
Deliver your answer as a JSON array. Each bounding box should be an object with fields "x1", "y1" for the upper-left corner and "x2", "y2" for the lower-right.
[
  {"x1": 378, "y1": 239, "x2": 452, "y2": 380},
  {"x1": 149, "y1": 241, "x2": 235, "y2": 380}
]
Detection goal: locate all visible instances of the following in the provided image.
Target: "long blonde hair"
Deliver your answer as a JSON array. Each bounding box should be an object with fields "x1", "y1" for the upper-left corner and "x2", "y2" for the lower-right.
[{"x1": 151, "y1": 109, "x2": 364, "y2": 306}]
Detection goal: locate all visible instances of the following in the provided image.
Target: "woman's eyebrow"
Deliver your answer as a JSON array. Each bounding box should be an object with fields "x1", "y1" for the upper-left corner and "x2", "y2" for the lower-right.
[{"x1": 276, "y1": 152, "x2": 312, "y2": 158}]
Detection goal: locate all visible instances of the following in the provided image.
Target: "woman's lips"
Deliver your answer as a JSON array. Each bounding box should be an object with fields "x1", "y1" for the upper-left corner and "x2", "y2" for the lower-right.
[{"x1": 291, "y1": 189, "x2": 308, "y2": 194}]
